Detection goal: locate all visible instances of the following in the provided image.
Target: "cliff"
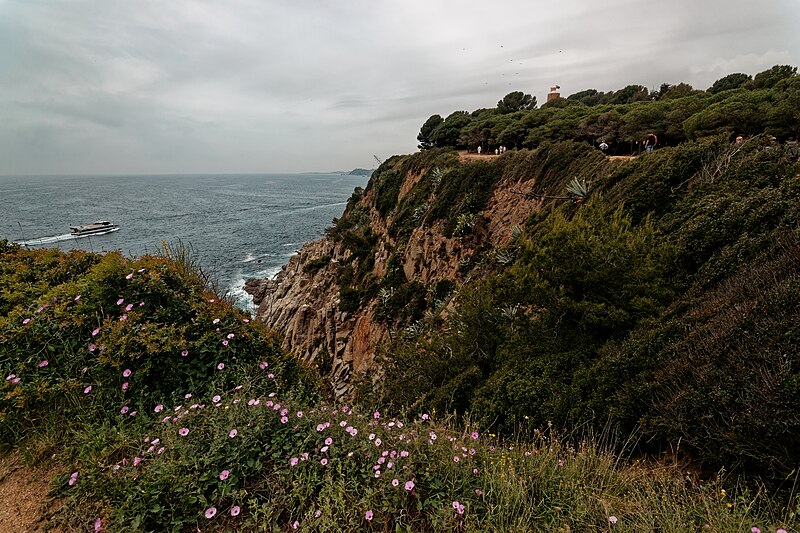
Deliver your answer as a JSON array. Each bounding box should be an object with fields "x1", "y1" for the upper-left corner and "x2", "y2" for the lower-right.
[{"x1": 246, "y1": 145, "x2": 609, "y2": 399}]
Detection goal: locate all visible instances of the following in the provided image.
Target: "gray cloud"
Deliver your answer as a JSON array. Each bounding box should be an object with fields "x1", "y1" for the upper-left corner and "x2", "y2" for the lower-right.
[{"x1": 1, "y1": 0, "x2": 798, "y2": 174}]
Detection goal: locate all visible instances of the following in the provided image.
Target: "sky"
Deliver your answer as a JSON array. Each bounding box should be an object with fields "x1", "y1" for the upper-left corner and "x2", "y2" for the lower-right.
[{"x1": 1, "y1": 0, "x2": 798, "y2": 175}]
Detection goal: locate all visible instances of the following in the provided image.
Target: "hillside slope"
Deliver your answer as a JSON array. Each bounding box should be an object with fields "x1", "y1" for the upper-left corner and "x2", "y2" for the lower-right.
[{"x1": 249, "y1": 136, "x2": 800, "y2": 478}]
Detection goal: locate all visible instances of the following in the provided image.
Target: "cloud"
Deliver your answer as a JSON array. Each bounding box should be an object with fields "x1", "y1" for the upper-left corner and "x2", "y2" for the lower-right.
[{"x1": 0, "y1": 0, "x2": 798, "y2": 174}]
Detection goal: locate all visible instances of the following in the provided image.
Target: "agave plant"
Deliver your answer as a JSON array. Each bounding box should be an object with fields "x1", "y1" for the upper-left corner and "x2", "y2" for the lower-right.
[
  {"x1": 429, "y1": 167, "x2": 443, "y2": 190},
  {"x1": 566, "y1": 177, "x2": 590, "y2": 202},
  {"x1": 495, "y1": 248, "x2": 516, "y2": 265}
]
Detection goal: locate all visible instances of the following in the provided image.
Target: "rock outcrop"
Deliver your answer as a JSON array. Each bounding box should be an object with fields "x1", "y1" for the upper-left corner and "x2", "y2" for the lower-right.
[{"x1": 246, "y1": 154, "x2": 543, "y2": 400}]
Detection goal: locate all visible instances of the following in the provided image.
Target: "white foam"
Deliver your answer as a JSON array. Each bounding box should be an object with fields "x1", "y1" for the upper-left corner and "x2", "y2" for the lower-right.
[
  {"x1": 227, "y1": 266, "x2": 283, "y2": 313},
  {"x1": 16, "y1": 229, "x2": 119, "y2": 247}
]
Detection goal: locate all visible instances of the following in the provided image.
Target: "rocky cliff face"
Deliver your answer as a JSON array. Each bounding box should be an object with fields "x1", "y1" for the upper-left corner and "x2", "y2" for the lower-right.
[{"x1": 246, "y1": 153, "x2": 542, "y2": 400}]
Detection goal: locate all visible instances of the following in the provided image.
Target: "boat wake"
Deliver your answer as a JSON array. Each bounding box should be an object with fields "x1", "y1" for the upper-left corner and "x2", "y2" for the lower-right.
[{"x1": 17, "y1": 229, "x2": 119, "y2": 246}]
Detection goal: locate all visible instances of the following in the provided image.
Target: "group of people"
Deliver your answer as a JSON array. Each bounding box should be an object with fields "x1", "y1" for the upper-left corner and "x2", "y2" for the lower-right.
[
  {"x1": 596, "y1": 133, "x2": 658, "y2": 154},
  {"x1": 476, "y1": 145, "x2": 508, "y2": 155}
]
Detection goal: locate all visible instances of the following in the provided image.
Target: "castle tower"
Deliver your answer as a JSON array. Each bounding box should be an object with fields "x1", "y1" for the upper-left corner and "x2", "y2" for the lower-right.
[{"x1": 547, "y1": 85, "x2": 561, "y2": 102}]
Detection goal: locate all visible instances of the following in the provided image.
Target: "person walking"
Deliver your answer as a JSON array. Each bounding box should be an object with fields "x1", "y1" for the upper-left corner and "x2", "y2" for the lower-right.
[{"x1": 644, "y1": 133, "x2": 658, "y2": 154}]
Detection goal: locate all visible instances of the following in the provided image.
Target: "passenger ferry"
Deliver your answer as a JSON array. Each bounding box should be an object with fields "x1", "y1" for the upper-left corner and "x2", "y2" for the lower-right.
[{"x1": 69, "y1": 220, "x2": 120, "y2": 236}]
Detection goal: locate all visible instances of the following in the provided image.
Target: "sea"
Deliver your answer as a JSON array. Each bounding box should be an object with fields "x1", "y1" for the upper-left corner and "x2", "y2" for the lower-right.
[{"x1": 0, "y1": 173, "x2": 368, "y2": 312}]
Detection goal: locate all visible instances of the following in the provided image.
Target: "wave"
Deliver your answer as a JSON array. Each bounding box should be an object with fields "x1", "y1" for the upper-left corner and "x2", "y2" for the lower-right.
[
  {"x1": 16, "y1": 230, "x2": 119, "y2": 246},
  {"x1": 276, "y1": 201, "x2": 346, "y2": 217},
  {"x1": 227, "y1": 266, "x2": 283, "y2": 313},
  {"x1": 242, "y1": 252, "x2": 292, "y2": 263}
]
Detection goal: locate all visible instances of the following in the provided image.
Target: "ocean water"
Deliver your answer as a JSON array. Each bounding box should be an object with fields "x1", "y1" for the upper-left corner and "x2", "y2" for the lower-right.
[{"x1": 0, "y1": 173, "x2": 368, "y2": 311}]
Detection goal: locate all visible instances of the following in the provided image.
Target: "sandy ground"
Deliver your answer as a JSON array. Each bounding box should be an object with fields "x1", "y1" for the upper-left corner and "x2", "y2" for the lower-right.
[{"x1": 0, "y1": 453, "x2": 64, "y2": 532}]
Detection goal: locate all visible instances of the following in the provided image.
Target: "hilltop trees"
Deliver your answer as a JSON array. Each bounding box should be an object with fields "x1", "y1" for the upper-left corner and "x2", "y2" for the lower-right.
[
  {"x1": 416, "y1": 65, "x2": 799, "y2": 153},
  {"x1": 497, "y1": 91, "x2": 537, "y2": 113},
  {"x1": 707, "y1": 72, "x2": 751, "y2": 93},
  {"x1": 417, "y1": 114, "x2": 443, "y2": 149}
]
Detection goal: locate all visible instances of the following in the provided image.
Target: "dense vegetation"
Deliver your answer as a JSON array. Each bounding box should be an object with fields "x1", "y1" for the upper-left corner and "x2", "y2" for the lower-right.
[
  {"x1": 323, "y1": 66, "x2": 800, "y2": 486},
  {"x1": 1, "y1": 242, "x2": 797, "y2": 531},
  {"x1": 416, "y1": 65, "x2": 799, "y2": 154}
]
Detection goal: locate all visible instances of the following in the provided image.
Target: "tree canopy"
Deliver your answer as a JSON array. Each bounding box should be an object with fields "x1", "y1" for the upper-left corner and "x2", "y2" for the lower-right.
[{"x1": 416, "y1": 65, "x2": 799, "y2": 153}]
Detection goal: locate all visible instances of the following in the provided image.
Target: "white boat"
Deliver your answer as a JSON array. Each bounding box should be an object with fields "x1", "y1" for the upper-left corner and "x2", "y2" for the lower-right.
[{"x1": 69, "y1": 220, "x2": 120, "y2": 236}]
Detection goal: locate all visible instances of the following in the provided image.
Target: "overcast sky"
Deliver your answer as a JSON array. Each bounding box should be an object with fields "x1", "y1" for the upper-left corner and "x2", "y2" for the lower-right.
[{"x1": 1, "y1": 0, "x2": 798, "y2": 175}]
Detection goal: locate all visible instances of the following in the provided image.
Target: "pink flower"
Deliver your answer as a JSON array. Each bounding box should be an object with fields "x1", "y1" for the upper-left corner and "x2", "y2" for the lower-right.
[
  {"x1": 213, "y1": 318, "x2": 220, "y2": 324},
  {"x1": 453, "y1": 456, "x2": 460, "y2": 463},
  {"x1": 181, "y1": 350, "x2": 189, "y2": 357},
  {"x1": 119, "y1": 314, "x2": 127, "y2": 321},
  {"x1": 125, "y1": 303, "x2": 133, "y2": 312},
  {"x1": 226, "y1": 333, "x2": 234, "y2": 339},
  {"x1": 267, "y1": 373, "x2": 274, "y2": 379},
  {"x1": 68, "y1": 471, "x2": 78, "y2": 486},
  {"x1": 222, "y1": 340, "x2": 228, "y2": 346},
  {"x1": 84, "y1": 385, "x2": 92, "y2": 394},
  {"x1": 94, "y1": 517, "x2": 103, "y2": 531},
  {"x1": 217, "y1": 362, "x2": 225, "y2": 370},
  {"x1": 123, "y1": 369, "x2": 132, "y2": 377},
  {"x1": 320, "y1": 458, "x2": 328, "y2": 466},
  {"x1": 178, "y1": 427, "x2": 189, "y2": 436},
  {"x1": 365, "y1": 510, "x2": 373, "y2": 521},
  {"x1": 122, "y1": 382, "x2": 129, "y2": 391},
  {"x1": 116, "y1": 298, "x2": 124, "y2": 305},
  {"x1": 392, "y1": 479, "x2": 399, "y2": 487},
  {"x1": 212, "y1": 395, "x2": 221, "y2": 403},
  {"x1": 280, "y1": 416, "x2": 288, "y2": 424},
  {"x1": 133, "y1": 457, "x2": 142, "y2": 466},
  {"x1": 230, "y1": 506, "x2": 240, "y2": 517},
  {"x1": 219, "y1": 469, "x2": 230, "y2": 481},
  {"x1": 5, "y1": 374, "x2": 16, "y2": 381},
  {"x1": 185, "y1": 393, "x2": 192, "y2": 399},
  {"x1": 154, "y1": 404, "x2": 163, "y2": 413},
  {"x1": 243, "y1": 318, "x2": 250, "y2": 323},
  {"x1": 92, "y1": 328, "x2": 100, "y2": 336},
  {"x1": 259, "y1": 361, "x2": 269, "y2": 369},
  {"x1": 296, "y1": 411, "x2": 303, "y2": 418},
  {"x1": 292, "y1": 521, "x2": 299, "y2": 529},
  {"x1": 421, "y1": 413, "x2": 429, "y2": 420},
  {"x1": 777, "y1": 529, "x2": 787, "y2": 533},
  {"x1": 373, "y1": 411, "x2": 381, "y2": 419},
  {"x1": 609, "y1": 516, "x2": 618, "y2": 525},
  {"x1": 38, "y1": 360, "x2": 48, "y2": 367},
  {"x1": 22, "y1": 318, "x2": 31, "y2": 325},
  {"x1": 11, "y1": 377, "x2": 20, "y2": 384},
  {"x1": 129, "y1": 410, "x2": 137, "y2": 417},
  {"x1": 751, "y1": 528, "x2": 761, "y2": 533},
  {"x1": 229, "y1": 429, "x2": 238, "y2": 438},
  {"x1": 290, "y1": 457, "x2": 299, "y2": 467},
  {"x1": 325, "y1": 437, "x2": 333, "y2": 446},
  {"x1": 205, "y1": 507, "x2": 217, "y2": 519},
  {"x1": 120, "y1": 406, "x2": 129, "y2": 415},
  {"x1": 471, "y1": 431, "x2": 479, "y2": 440},
  {"x1": 404, "y1": 480, "x2": 415, "y2": 491},
  {"x1": 126, "y1": 273, "x2": 133, "y2": 279}
]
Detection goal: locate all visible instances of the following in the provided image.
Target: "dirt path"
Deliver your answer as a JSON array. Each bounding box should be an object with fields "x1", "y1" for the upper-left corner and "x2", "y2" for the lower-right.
[
  {"x1": 458, "y1": 150, "x2": 498, "y2": 162},
  {"x1": 459, "y1": 150, "x2": 636, "y2": 163},
  {"x1": 0, "y1": 453, "x2": 64, "y2": 532}
]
